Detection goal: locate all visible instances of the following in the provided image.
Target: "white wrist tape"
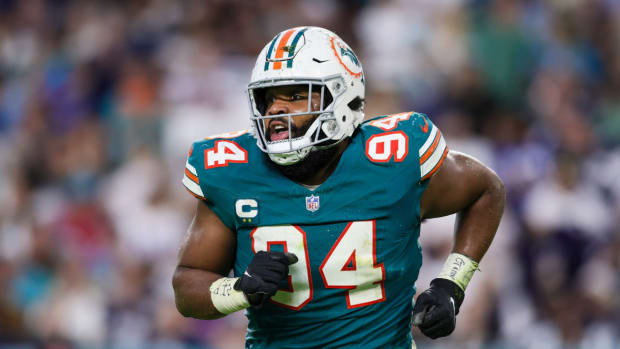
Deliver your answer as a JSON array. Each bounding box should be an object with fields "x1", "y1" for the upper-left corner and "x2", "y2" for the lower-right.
[
  {"x1": 209, "y1": 277, "x2": 250, "y2": 315},
  {"x1": 437, "y1": 253, "x2": 480, "y2": 291}
]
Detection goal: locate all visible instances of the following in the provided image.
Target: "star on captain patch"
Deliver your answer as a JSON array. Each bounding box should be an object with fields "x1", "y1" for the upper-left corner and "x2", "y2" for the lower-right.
[{"x1": 305, "y1": 194, "x2": 320, "y2": 212}]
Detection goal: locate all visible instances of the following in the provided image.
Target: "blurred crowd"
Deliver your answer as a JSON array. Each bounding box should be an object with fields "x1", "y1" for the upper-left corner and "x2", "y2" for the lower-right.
[{"x1": 0, "y1": 0, "x2": 618, "y2": 348}]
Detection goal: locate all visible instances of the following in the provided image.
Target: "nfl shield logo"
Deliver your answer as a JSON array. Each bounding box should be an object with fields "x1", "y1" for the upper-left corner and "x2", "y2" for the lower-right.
[{"x1": 306, "y1": 195, "x2": 320, "y2": 212}]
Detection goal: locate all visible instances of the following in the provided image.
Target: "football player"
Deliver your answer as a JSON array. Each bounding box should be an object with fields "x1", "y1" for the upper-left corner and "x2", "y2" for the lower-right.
[{"x1": 173, "y1": 27, "x2": 505, "y2": 348}]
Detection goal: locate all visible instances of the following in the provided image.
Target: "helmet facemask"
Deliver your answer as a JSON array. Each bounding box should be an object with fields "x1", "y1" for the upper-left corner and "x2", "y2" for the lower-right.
[
  {"x1": 247, "y1": 76, "x2": 345, "y2": 165},
  {"x1": 247, "y1": 27, "x2": 365, "y2": 166}
]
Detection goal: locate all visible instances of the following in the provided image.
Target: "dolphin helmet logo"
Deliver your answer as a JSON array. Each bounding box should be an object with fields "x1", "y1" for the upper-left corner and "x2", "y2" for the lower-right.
[
  {"x1": 339, "y1": 45, "x2": 360, "y2": 67},
  {"x1": 330, "y1": 36, "x2": 363, "y2": 78}
]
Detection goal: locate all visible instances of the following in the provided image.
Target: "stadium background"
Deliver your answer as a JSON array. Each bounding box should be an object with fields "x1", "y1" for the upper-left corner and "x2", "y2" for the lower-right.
[{"x1": 0, "y1": 0, "x2": 619, "y2": 348}]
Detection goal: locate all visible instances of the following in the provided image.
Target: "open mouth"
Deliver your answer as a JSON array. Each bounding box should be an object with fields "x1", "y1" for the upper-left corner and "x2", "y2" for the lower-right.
[{"x1": 268, "y1": 120, "x2": 294, "y2": 141}]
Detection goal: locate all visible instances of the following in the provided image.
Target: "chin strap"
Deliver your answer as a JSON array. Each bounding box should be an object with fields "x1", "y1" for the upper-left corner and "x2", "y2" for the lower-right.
[{"x1": 268, "y1": 146, "x2": 312, "y2": 165}]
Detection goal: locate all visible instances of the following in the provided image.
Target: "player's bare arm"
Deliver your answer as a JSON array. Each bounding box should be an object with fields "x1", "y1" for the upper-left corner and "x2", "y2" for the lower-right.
[
  {"x1": 421, "y1": 150, "x2": 506, "y2": 261},
  {"x1": 173, "y1": 200, "x2": 297, "y2": 320},
  {"x1": 173, "y1": 201, "x2": 236, "y2": 320},
  {"x1": 413, "y1": 150, "x2": 506, "y2": 339}
]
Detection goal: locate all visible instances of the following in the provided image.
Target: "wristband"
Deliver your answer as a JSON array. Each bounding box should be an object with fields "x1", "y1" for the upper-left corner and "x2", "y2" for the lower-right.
[
  {"x1": 437, "y1": 253, "x2": 479, "y2": 291},
  {"x1": 209, "y1": 277, "x2": 250, "y2": 315}
]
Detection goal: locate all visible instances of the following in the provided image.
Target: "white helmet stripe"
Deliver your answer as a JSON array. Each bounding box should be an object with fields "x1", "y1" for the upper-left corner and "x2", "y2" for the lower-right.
[
  {"x1": 263, "y1": 33, "x2": 281, "y2": 70},
  {"x1": 285, "y1": 28, "x2": 308, "y2": 68},
  {"x1": 269, "y1": 28, "x2": 295, "y2": 70}
]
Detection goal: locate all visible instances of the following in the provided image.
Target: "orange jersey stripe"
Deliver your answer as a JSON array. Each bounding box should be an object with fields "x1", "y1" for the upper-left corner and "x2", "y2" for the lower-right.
[
  {"x1": 185, "y1": 187, "x2": 206, "y2": 200},
  {"x1": 185, "y1": 168, "x2": 199, "y2": 184},
  {"x1": 421, "y1": 147, "x2": 449, "y2": 181},
  {"x1": 420, "y1": 130, "x2": 441, "y2": 164},
  {"x1": 273, "y1": 29, "x2": 296, "y2": 70}
]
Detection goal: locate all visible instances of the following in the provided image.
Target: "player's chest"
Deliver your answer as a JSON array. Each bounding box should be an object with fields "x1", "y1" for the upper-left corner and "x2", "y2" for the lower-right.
[{"x1": 230, "y1": 168, "x2": 420, "y2": 228}]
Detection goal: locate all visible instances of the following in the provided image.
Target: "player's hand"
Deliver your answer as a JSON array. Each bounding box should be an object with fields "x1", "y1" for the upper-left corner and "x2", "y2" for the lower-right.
[
  {"x1": 234, "y1": 251, "x2": 298, "y2": 307},
  {"x1": 412, "y1": 278, "x2": 465, "y2": 339}
]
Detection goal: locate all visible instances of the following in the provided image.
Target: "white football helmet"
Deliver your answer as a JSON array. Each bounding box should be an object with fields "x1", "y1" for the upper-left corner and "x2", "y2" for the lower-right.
[{"x1": 247, "y1": 26, "x2": 365, "y2": 165}]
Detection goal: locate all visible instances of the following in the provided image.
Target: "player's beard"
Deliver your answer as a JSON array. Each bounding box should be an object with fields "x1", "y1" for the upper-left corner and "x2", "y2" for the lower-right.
[
  {"x1": 265, "y1": 116, "x2": 341, "y2": 183},
  {"x1": 270, "y1": 145, "x2": 341, "y2": 183}
]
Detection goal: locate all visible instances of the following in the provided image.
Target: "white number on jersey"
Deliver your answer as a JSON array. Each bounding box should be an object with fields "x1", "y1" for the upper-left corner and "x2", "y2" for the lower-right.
[
  {"x1": 251, "y1": 220, "x2": 385, "y2": 310},
  {"x1": 205, "y1": 140, "x2": 248, "y2": 169},
  {"x1": 369, "y1": 112, "x2": 412, "y2": 131},
  {"x1": 366, "y1": 131, "x2": 409, "y2": 162},
  {"x1": 319, "y1": 221, "x2": 385, "y2": 308},
  {"x1": 251, "y1": 225, "x2": 312, "y2": 310}
]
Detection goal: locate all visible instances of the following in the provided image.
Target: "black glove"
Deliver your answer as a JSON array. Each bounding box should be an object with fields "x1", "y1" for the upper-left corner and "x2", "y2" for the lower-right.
[
  {"x1": 234, "y1": 251, "x2": 298, "y2": 307},
  {"x1": 412, "y1": 278, "x2": 465, "y2": 339}
]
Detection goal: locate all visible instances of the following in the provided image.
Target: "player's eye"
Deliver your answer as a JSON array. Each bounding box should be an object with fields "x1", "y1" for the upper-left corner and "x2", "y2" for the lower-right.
[{"x1": 291, "y1": 93, "x2": 306, "y2": 101}]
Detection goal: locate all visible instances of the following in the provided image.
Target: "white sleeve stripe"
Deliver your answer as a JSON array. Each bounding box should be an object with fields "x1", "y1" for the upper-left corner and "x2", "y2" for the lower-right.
[
  {"x1": 183, "y1": 175, "x2": 204, "y2": 198},
  {"x1": 185, "y1": 161, "x2": 197, "y2": 176},
  {"x1": 418, "y1": 124, "x2": 438, "y2": 156},
  {"x1": 420, "y1": 135, "x2": 447, "y2": 177}
]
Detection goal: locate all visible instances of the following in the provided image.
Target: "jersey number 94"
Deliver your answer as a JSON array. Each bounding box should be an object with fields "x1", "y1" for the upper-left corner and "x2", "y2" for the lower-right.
[{"x1": 250, "y1": 220, "x2": 385, "y2": 310}]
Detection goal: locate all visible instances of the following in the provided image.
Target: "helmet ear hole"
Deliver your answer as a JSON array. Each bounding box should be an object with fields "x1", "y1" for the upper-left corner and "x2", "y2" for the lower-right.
[
  {"x1": 342, "y1": 115, "x2": 346, "y2": 122},
  {"x1": 347, "y1": 97, "x2": 364, "y2": 112}
]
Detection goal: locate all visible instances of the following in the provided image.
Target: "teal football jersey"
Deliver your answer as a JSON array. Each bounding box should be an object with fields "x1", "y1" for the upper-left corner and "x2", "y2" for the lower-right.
[{"x1": 182, "y1": 112, "x2": 448, "y2": 349}]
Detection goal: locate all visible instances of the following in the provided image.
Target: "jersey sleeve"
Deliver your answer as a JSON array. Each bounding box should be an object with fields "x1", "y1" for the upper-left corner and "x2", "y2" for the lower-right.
[
  {"x1": 409, "y1": 113, "x2": 449, "y2": 181},
  {"x1": 363, "y1": 111, "x2": 448, "y2": 182},
  {"x1": 180, "y1": 132, "x2": 252, "y2": 231},
  {"x1": 417, "y1": 114, "x2": 448, "y2": 181},
  {"x1": 182, "y1": 143, "x2": 207, "y2": 200}
]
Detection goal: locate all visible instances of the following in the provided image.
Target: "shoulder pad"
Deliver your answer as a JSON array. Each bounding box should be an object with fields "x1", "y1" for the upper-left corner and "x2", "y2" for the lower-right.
[
  {"x1": 182, "y1": 130, "x2": 253, "y2": 199},
  {"x1": 362, "y1": 112, "x2": 448, "y2": 181},
  {"x1": 183, "y1": 141, "x2": 206, "y2": 200}
]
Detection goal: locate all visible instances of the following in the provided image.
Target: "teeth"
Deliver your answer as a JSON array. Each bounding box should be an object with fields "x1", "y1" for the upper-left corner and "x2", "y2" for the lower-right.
[{"x1": 274, "y1": 125, "x2": 287, "y2": 132}]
